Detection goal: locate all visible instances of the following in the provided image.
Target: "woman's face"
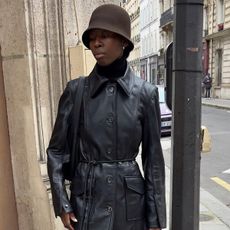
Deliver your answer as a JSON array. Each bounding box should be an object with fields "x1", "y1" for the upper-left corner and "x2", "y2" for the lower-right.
[{"x1": 89, "y1": 29, "x2": 127, "y2": 66}]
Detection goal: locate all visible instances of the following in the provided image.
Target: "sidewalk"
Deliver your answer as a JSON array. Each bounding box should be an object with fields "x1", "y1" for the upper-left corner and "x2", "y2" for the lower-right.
[
  {"x1": 160, "y1": 138, "x2": 230, "y2": 230},
  {"x1": 202, "y1": 98, "x2": 230, "y2": 110}
]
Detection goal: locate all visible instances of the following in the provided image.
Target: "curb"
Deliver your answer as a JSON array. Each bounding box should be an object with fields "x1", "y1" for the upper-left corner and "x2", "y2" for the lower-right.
[
  {"x1": 200, "y1": 188, "x2": 230, "y2": 228},
  {"x1": 202, "y1": 102, "x2": 230, "y2": 110}
]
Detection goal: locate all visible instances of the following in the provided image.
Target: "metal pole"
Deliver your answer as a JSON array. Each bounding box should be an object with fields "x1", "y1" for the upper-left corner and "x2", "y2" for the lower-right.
[{"x1": 170, "y1": 0, "x2": 203, "y2": 229}]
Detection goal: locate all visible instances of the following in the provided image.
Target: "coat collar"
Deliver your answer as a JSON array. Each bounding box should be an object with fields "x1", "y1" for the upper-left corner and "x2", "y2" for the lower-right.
[{"x1": 89, "y1": 64, "x2": 134, "y2": 98}]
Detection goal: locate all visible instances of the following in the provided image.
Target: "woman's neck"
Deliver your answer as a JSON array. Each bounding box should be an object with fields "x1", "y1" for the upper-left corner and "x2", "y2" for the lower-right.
[{"x1": 96, "y1": 56, "x2": 127, "y2": 79}]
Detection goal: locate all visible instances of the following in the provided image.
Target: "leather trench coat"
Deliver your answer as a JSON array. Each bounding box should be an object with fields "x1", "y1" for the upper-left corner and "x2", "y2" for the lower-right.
[{"x1": 47, "y1": 65, "x2": 166, "y2": 230}]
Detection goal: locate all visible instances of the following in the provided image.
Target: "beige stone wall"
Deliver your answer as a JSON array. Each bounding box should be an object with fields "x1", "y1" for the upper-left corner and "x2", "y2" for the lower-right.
[
  {"x1": 222, "y1": 38, "x2": 230, "y2": 85},
  {"x1": 0, "y1": 0, "x2": 55, "y2": 228},
  {"x1": 207, "y1": 0, "x2": 230, "y2": 33},
  {"x1": 206, "y1": 0, "x2": 230, "y2": 99},
  {"x1": 0, "y1": 47, "x2": 19, "y2": 230},
  {"x1": 208, "y1": 37, "x2": 230, "y2": 99},
  {"x1": 225, "y1": 0, "x2": 230, "y2": 27}
]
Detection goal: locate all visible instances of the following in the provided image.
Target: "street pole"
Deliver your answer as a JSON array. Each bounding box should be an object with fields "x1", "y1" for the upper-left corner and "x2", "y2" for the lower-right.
[{"x1": 170, "y1": 0, "x2": 203, "y2": 229}]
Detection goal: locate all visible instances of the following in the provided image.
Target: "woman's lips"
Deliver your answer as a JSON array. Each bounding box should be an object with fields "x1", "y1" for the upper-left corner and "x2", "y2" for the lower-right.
[{"x1": 94, "y1": 53, "x2": 105, "y2": 59}]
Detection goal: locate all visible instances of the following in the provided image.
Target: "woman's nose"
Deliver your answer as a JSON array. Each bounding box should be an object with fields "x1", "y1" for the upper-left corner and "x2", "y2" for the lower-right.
[{"x1": 93, "y1": 36, "x2": 102, "y2": 47}]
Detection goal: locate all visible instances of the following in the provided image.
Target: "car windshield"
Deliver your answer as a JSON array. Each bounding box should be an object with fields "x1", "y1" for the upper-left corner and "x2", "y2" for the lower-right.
[{"x1": 158, "y1": 87, "x2": 165, "y2": 103}]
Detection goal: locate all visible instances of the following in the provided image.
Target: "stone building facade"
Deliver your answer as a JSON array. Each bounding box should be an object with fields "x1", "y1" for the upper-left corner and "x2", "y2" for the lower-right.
[
  {"x1": 204, "y1": 0, "x2": 230, "y2": 99},
  {"x1": 0, "y1": 1, "x2": 121, "y2": 229},
  {"x1": 159, "y1": 0, "x2": 174, "y2": 84},
  {"x1": 139, "y1": 0, "x2": 161, "y2": 83},
  {"x1": 123, "y1": 0, "x2": 141, "y2": 76}
]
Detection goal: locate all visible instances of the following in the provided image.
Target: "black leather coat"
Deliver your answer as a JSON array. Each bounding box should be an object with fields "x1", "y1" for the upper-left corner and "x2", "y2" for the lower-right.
[{"x1": 47, "y1": 65, "x2": 166, "y2": 230}]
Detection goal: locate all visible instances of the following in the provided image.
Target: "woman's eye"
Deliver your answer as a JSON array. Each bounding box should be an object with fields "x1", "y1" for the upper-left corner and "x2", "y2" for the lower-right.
[
  {"x1": 101, "y1": 34, "x2": 108, "y2": 38},
  {"x1": 89, "y1": 36, "x2": 95, "y2": 41},
  {"x1": 102, "y1": 32, "x2": 111, "y2": 38}
]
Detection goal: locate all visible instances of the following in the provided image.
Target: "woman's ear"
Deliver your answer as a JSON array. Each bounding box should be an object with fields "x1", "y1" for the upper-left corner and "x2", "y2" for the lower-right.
[{"x1": 122, "y1": 41, "x2": 128, "y2": 50}]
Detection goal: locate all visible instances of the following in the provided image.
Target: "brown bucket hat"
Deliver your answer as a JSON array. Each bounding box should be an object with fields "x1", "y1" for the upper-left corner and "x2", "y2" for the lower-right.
[{"x1": 82, "y1": 4, "x2": 134, "y2": 53}]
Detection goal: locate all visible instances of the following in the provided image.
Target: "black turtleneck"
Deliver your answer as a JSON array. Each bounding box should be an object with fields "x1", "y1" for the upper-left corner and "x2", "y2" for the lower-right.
[{"x1": 96, "y1": 56, "x2": 127, "y2": 79}]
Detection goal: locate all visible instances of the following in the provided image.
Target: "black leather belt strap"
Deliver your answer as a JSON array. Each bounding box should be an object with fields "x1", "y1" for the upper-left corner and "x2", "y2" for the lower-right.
[{"x1": 80, "y1": 158, "x2": 136, "y2": 165}]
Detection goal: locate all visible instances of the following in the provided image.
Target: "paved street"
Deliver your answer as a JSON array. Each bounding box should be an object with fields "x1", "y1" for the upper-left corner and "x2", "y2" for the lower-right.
[{"x1": 201, "y1": 105, "x2": 230, "y2": 207}]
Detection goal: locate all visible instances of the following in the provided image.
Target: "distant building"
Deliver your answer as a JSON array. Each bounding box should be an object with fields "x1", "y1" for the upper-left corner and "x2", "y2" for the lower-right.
[
  {"x1": 140, "y1": 0, "x2": 161, "y2": 83},
  {"x1": 204, "y1": 0, "x2": 230, "y2": 99},
  {"x1": 123, "y1": 0, "x2": 141, "y2": 76},
  {"x1": 159, "y1": 0, "x2": 174, "y2": 85}
]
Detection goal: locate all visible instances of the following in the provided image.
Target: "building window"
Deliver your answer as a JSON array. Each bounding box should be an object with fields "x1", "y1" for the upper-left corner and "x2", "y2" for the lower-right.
[
  {"x1": 217, "y1": 0, "x2": 224, "y2": 27},
  {"x1": 160, "y1": 0, "x2": 164, "y2": 13},
  {"x1": 215, "y1": 49, "x2": 223, "y2": 86},
  {"x1": 150, "y1": 64, "x2": 156, "y2": 84},
  {"x1": 203, "y1": 6, "x2": 208, "y2": 36},
  {"x1": 141, "y1": 64, "x2": 147, "y2": 80}
]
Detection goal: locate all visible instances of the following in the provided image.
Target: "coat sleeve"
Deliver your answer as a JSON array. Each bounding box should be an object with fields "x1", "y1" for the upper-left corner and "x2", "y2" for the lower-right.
[
  {"x1": 47, "y1": 81, "x2": 74, "y2": 217},
  {"x1": 141, "y1": 85, "x2": 166, "y2": 229}
]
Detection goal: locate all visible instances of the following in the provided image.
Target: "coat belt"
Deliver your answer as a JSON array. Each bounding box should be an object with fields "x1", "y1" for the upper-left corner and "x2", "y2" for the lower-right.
[
  {"x1": 80, "y1": 158, "x2": 136, "y2": 165},
  {"x1": 79, "y1": 158, "x2": 136, "y2": 230}
]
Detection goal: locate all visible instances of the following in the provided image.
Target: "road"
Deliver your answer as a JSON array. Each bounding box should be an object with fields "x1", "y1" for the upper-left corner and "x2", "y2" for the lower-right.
[
  {"x1": 201, "y1": 105, "x2": 230, "y2": 208},
  {"x1": 162, "y1": 105, "x2": 230, "y2": 209}
]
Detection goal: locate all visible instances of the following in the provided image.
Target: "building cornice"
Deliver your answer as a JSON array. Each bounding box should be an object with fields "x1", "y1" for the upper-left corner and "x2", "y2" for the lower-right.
[
  {"x1": 140, "y1": 52, "x2": 159, "y2": 60},
  {"x1": 140, "y1": 18, "x2": 159, "y2": 31},
  {"x1": 130, "y1": 7, "x2": 140, "y2": 22},
  {"x1": 205, "y1": 28, "x2": 230, "y2": 40}
]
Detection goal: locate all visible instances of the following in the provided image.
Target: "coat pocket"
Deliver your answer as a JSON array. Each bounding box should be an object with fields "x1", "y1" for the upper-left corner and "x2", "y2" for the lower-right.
[
  {"x1": 70, "y1": 176, "x2": 85, "y2": 196},
  {"x1": 70, "y1": 177, "x2": 85, "y2": 219},
  {"x1": 124, "y1": 176, "x2": 145, "y2": 221}
]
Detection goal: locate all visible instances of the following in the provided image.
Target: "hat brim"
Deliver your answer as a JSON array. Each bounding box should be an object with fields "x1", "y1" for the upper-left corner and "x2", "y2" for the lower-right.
[{"x1": 82, "y1": 27, "x2": 134, "y2": 52}]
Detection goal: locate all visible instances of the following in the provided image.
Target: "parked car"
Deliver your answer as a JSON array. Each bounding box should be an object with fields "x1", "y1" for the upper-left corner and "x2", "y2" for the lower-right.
[{"x1": 157, "y1": 85, "x2": 172, "y2": 135}]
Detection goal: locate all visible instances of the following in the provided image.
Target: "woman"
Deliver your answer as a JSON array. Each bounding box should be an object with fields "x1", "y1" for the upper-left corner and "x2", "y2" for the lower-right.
[{"x1": 47, "y1": 4, "x2": 166, "y2": 230}]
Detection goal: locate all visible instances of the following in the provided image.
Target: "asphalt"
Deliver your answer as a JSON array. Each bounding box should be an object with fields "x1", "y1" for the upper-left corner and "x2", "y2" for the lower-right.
[{"x1": 159, "y1": 98, "x2": 230, "y2": 229}]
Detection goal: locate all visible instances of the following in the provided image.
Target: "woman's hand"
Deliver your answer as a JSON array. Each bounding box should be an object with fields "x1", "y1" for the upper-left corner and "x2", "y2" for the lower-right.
[{"x1": 61, "y1": 211, "x2": 78, "y2": 230}]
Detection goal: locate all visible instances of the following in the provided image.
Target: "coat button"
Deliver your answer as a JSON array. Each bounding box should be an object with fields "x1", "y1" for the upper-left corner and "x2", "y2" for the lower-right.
[
  {"x1": 107, "y1": 148, "x2": 112, "y2": 155},
  {"x1": 106, "y1": 175, "x2": 113, "y2": 184},
  {"x1": 107, "y1": 85, "x2": 115, "y2": 95},
  {"x1": 106, "y1": 115, "x2": 114, "y2": 126},
  {"x1": 109, "y1": 86, "x2": 114, "y2": 93},
  {"x1": 107, "y1": 117, "x2": 113, "y2": 123},
  {"x1": 107, "y1": 206, "x2": 112, "y2": 213}
]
